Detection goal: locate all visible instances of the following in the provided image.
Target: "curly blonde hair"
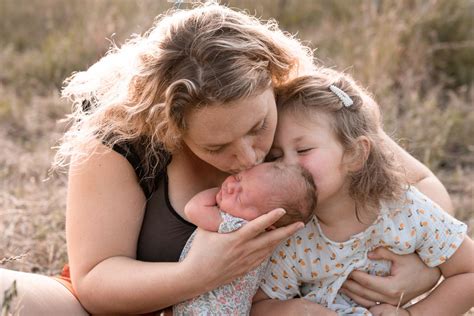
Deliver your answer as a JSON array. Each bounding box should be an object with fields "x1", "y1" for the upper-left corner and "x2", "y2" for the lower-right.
[
  {"x1": 276, "y1": 69, "x2": 405, "y2": 213},
  {"x1": 55, "y1": 3, "x2": 315, "y2": 176}
]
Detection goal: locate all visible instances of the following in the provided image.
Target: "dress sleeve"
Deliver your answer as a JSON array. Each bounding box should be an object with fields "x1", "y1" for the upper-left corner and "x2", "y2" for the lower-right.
[
  {"x1": 408, "y1": 187, "x2": 467, "y2": 267},
  {"x1": 260, "y1": 236, "x2": 302, "y2": 300}
]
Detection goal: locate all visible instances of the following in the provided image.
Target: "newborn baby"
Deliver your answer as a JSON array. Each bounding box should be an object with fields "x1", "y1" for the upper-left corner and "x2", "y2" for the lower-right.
[{"x1": 173, "y1": 162, "x2": 317, "y2": 316}]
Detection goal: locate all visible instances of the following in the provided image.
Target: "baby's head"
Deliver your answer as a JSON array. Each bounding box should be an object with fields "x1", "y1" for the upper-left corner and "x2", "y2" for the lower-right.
[
  {"x1": 216, "y1": 162, "x2": 316, "y2": 227},
  {"x1": 273, "y1": 68, "x2": 405, "y2": 211}
]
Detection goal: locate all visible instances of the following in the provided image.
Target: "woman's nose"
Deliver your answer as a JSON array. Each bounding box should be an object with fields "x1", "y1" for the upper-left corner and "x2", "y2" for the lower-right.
[{"x1": 235, "y1": 140, "x2": 257, "y2": 170}]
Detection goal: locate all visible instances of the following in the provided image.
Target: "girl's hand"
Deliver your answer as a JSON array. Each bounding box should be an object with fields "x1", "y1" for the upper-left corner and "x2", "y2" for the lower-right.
[
  {"x1": 340, "y1": 247, "x2": 440, "y2": 306},
  {"x1": 181, "y1": 208, "x2": 304, "y2": 291},
  {"x1": 369, "y1": 304, "x2": 410, "y2": 316}
]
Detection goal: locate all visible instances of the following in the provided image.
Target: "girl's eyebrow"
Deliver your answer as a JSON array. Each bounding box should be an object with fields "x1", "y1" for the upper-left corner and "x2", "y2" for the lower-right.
[{"x1": 294, "y1": 136, "x2": 304, "y2": 142}]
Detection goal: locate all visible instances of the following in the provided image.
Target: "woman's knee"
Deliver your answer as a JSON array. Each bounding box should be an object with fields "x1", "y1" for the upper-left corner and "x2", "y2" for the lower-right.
[{"x1": 0, "y1": 268, "x2": 89, "y2": 316}]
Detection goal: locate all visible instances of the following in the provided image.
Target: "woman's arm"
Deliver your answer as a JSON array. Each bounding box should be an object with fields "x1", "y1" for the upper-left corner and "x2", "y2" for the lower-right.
[
  {"x1": 340, "y1": 247, "x2": 441, "y2": 306},
  {"x1": 405, "y1": 236, "x2": 474, "y2": 315},
  {"x1": 67, "y1": 144, "x2": 304, "y2": 314},
  {"x1": 381, "y1": 131, "x2": 453, "y2": 214},
  {"x1": 370, "y1": 237, "x2": 474, "y2": 316}
]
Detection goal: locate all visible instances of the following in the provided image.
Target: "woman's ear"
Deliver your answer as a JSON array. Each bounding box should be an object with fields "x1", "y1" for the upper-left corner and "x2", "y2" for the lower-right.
[{"x1": 344, "y1": 136, "x2": 371, "y2": 172}]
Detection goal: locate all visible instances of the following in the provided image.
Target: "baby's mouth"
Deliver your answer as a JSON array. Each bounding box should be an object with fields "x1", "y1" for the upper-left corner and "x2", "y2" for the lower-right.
[{"x1": 216, "y1": 189, "x2": 223, "y2": 204}]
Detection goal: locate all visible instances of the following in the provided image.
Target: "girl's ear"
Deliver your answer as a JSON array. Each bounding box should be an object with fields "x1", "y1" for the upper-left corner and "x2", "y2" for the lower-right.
[{"x1": 344, "y1": 136, "x2": 371, "y2": 172}]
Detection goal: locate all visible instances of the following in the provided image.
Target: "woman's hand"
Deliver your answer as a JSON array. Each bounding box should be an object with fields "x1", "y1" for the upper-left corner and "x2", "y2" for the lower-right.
[
  {"x1": 340, "y1": 247, "x2": 441, "y2": 307},
  {"x1": 181, "y1": 208, "x2": 304, "y2": 291},
  {"x1": 369, "y1": 304, "x2": 410, "y2": 316}
]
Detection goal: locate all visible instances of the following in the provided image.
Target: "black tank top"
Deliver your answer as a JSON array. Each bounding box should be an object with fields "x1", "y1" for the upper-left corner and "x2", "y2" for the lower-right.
[{"x1": 112, "y1": 142, "x2": 196, "y2": 262}]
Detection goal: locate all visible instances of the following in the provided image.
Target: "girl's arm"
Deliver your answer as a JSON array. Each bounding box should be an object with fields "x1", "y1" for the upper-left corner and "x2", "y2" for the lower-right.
[
  {"x1": 67, "y1": 143, "x2": 304, "y2": 314},
  {"x1": 184, "y1": 188, "x2": 222, "y2": 231},
  {"x1": 251, "y1": 289, "x2": 337, "y2": 316},
  {"x1": 405, "y1": 236, "x2": 474, "y2": 315}
]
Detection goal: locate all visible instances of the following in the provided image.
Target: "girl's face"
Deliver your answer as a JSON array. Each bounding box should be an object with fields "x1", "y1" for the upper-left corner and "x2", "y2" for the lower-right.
[
  {"x1": 269, "y1": 110, "x2": 349, "y2": 208},
  {"x1": 183, "y1": 88, "x2": 277, "y2": 174}
]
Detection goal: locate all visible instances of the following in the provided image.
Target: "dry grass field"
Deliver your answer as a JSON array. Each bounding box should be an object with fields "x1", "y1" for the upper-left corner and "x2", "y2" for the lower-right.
[{"x1": 1, "y1": 0, "x2": 473, "y2": 314}]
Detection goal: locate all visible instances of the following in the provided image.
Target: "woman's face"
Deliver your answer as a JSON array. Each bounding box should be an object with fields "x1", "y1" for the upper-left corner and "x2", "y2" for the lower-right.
[{"x1": 183, "y1": 88, "x2": 277, "y2": 174}]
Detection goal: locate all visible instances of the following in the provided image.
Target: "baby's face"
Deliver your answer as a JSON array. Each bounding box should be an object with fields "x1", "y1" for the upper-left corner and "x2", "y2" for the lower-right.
[{"x1": 216, "y1": 162, "x2": 277, "y2": 219}]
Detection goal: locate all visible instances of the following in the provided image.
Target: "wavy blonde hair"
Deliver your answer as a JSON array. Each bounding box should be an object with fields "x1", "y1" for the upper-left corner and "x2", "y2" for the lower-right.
[
  {"x1": 55, "y1": 2, "x2": 315, "y2": 176},
  {"x1": 276, "y1": 69, "x2": 405, "y2": 213}
]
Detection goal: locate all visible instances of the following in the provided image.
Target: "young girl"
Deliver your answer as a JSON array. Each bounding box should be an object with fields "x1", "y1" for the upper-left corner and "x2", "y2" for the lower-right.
[
  {"x1": 174, "y1": 162, "x2": 316, "y2": 315},
  {"x1": 252, "y1": 70, "x2": 473, "y2": 315}
]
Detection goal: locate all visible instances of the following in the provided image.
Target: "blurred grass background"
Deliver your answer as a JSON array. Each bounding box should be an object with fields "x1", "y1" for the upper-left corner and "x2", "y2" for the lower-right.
[{"x1": 0, "y1": 0, "x2": 472, "y2": 309}]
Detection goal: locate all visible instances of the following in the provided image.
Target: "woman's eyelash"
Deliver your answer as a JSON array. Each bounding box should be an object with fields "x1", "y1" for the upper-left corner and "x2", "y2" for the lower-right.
[
  {"x1": 250, "y1": 118, "x2": 268, "y2": 135},
  {"x1": 297, "y1": 148, "x2": 312, "y2": 153},
  {"x1": 206, "y1": 147, "x2": 224, "y2": 154}
]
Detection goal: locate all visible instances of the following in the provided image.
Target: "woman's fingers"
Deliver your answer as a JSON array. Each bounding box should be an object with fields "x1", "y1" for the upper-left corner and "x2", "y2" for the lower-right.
[
  {"x1": 339, "y1": 287, "x2": 377, "y2": 308},
  {"x1": 238, "y1": 208, "x2": 303, "y2": 241},
  {"x1": 341, "y1": 277, "x2": 387, "y2": 306},
  {"x1": 346, "y1": 271, "x2": 400, "y2": 305}
]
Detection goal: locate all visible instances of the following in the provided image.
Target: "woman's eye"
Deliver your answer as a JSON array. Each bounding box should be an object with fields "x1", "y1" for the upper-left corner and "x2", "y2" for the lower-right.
[
  {"x1": 205, "y1": 147, "x2": 224, "y2": 154},
  {"x1": 249, "y1": 118, "x2": 268, "y2": 136}
]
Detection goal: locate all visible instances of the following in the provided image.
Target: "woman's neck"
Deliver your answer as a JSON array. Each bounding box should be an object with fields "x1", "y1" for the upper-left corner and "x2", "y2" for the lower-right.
[{"x1": 172, "y1": 144, "x2": 228, "y2": 187}]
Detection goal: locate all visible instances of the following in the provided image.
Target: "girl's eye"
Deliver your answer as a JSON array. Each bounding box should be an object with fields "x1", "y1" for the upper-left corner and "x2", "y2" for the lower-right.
[{"x1": 297, "y1": 148, "x2": 313, "y2": 154}]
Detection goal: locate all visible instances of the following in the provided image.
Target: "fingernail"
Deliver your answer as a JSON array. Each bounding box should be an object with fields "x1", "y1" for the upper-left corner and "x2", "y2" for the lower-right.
[
  {"x1": 296, "y1": 222, "x2": 304, "y2": 229},
  {"x1": 277, "y1": 209, "x2": 286, "y2": 216}
]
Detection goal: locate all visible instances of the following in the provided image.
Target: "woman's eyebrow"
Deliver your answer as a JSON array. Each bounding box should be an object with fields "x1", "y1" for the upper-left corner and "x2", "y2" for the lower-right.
[{"x1": 202, "y1": 119, "x2": 265, "y2": 148}]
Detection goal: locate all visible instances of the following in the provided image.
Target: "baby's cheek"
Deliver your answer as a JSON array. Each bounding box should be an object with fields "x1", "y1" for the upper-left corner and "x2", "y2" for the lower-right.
[{"x1": 299, "y1": 157, "x2": 319, "y2": 179}]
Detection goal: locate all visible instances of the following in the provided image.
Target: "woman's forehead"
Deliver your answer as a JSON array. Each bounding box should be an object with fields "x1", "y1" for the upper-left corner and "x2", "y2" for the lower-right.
[{"x1": 185, "y1": 88, "x2": 275, "y2": 146}]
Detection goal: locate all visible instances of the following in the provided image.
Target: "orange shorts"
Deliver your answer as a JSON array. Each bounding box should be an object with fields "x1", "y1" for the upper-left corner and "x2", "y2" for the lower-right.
[{"x1": 51, "y1": 263, "x2": 78, "y2": 298}]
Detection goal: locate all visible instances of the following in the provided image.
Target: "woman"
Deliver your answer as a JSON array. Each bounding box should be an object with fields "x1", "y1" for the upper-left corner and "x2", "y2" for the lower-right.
[{"x1": 0, "y1": 4, "x2": 452, "y2": 315}]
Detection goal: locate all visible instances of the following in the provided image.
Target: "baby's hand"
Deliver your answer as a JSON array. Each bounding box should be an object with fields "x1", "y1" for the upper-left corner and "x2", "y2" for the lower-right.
[{"x1": 369, "y1": 303, "x2": 410, "y2": 316}]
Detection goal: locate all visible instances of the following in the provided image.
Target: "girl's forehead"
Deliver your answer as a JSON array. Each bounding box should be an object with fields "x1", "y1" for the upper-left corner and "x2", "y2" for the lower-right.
[{"x1": 279, "y1": 108, "x2": 332, "y2": 132}]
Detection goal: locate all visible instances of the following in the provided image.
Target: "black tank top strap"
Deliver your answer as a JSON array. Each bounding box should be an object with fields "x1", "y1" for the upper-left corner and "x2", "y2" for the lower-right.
[
  {"x1": 81, "y1": 99, "x2": 171, "y2": 198},
  {"x1": 110, "y1": 140, "x2": 171, "y2": 199}
]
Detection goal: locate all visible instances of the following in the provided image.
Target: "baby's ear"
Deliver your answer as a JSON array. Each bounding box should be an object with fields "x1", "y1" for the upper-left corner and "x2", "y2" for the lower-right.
[{"x1": 344, "y1": 136, "x2": 371, "y2": 172}]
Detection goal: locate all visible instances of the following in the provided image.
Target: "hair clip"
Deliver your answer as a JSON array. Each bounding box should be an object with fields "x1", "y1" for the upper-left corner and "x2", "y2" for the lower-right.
[{"x1": 329, "y1": 84, "x2": 353, "y2": 107}]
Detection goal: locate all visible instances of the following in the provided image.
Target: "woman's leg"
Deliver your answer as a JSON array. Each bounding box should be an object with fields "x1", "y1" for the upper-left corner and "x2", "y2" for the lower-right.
[{"x1": 0, "y1": 268, "x2": 89, "y2": 316}]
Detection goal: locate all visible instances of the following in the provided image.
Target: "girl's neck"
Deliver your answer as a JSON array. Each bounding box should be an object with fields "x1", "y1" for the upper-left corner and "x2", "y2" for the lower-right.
[{"x1": 316, "y1": 194, "x2": 379, "y2": 243}]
